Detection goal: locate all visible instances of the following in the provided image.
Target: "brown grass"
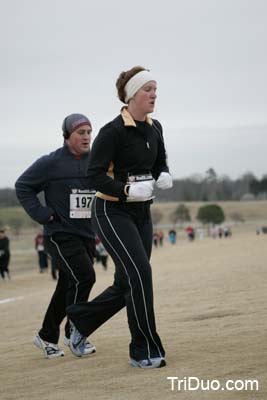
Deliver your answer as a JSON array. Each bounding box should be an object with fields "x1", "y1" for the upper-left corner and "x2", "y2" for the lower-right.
[
  {"x1": 151, "y1": 200, "x2": 267, "y2": 225},
  {"x1": 1, "y1": 206, "x2": 267, "y2": 399}
]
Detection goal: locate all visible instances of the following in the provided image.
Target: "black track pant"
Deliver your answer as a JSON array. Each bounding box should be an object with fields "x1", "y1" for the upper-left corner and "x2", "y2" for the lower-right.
[
  {"x1": 38, "y1": 251, "x2": 48, "y2": 271},
  {"x1": 67, "y1": 197, "x2": 165, "y2": 361},
  {"x1": 38, "y1": 233, "x2": 96, "y2": 344},
  {"x1": 0, "y1": 255, "x2": 10, "y2": 279}
]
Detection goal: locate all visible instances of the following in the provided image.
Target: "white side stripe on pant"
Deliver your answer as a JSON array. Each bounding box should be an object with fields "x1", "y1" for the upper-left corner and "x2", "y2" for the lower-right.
[
  {"x1": 94, "y1": 198, "x2": 151, "y2": 359},
  {"x1": 103, "y1": 200, "x2": 163, "y2": 359},
  {"x1": 97, "y1": 198, "x2": 163, "y2": 358},
  {"x1": 50, "y1": 237, "x2": 80, "y2": 304}
]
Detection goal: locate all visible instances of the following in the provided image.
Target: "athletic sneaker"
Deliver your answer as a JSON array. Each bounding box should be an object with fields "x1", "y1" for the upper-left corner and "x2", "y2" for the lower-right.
[
  {"x1": 64, "y1": 336, "x2": 96, "y2": 356},
  {"x1": 130, "y1": 357, "x2": 166, "y2": 369},
  {"x1": 69, "y1": 322, "x2": 96, "y2": 357},
  {"x1": 34, "y1": 334, "x2": 65, "y2": 359},
  {"x1": 63, "y1": 336, "x2": 71, "y2": 347}
]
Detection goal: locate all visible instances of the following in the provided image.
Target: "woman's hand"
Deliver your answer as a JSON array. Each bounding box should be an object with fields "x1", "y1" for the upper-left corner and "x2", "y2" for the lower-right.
[
  {"x1": 128, "y1": 180, "x2": 154, "y2": 200},
  {"x1": 156, "y1": 172, "x2": 173, "y2": 190}
]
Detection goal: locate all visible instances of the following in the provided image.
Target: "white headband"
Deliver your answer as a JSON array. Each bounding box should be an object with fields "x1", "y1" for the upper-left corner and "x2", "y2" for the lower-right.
[{"x1": 124, "y1": 70, "x2": 155, "y2": 103}]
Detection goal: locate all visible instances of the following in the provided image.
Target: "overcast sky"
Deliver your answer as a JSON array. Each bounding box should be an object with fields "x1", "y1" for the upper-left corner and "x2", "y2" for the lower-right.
[{"x1": 1, "y1": 0, "x2": 267, "y2": 188}]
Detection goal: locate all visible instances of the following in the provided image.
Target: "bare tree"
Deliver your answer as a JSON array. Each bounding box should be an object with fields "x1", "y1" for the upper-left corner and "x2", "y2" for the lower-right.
[
  {"x1": 229, "y1": 212, "x2": 245, "y2": 224},
  {"x1": 170, "y1": 203, "x2": 191, "y2": 227},
  {"x1": 8, "y1": 217, "x2": 23, "y2": 236}
]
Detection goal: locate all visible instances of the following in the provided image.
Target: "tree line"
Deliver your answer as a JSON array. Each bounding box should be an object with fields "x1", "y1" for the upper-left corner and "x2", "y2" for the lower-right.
[
  {"x1": 250, "y1": 177, "x2": 267, "y2": 197},
  {"x1": 0, "y1": 169, "x2": 266, "y2": 207},
  {"x1": 155, "y1": 169, "x2": 266, "y2": 202},
  {"x1": 152, "y1": 203, "x2": 233, "y2": 228}
]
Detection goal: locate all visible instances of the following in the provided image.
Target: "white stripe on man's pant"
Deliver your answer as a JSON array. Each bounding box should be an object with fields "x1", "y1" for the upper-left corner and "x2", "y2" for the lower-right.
[{"x1": 50, "y1": 237, "x2": 80, "y2": 304}]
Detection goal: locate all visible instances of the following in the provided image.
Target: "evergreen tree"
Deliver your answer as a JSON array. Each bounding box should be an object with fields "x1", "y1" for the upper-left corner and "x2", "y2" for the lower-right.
[{"x1": 197, "y1": 204, "x2": 225, "y2": 225}]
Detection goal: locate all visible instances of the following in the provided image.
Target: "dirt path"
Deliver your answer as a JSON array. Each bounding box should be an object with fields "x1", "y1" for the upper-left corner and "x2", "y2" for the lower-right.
[{"x1": 1, "y1": 232, "x2": 266, "y2": 399}]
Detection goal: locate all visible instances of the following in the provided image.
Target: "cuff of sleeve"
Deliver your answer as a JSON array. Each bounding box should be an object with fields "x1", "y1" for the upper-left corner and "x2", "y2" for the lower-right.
[
  {"x1": 124, "y1": 185, "x2": 130, "y2": 196},
  {"x1": 118, "y1": 185, "x2": 128, "y2": 201}
]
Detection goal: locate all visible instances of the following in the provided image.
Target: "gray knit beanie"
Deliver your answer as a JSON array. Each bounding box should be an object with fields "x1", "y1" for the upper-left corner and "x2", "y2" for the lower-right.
[{"x1": 62, "y1": 113, "x2": 91, "y2": 139}]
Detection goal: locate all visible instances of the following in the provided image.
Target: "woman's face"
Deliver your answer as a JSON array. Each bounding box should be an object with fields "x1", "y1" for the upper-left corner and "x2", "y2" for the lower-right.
[{"x1": 133, "y1": 80, "x2": 157, "y2": 114}]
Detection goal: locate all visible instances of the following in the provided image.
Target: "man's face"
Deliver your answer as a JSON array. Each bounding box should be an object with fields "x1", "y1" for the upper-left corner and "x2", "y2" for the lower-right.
[{"x1": 66, "y1": 124, "x2": 92, "y2": 155}]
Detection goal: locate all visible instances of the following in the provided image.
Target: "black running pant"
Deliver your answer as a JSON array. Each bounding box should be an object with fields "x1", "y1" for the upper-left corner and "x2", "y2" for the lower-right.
[
  {"x1": 0, "y1": 255, "x2": 10, "y2": 279},
  {"x1": 67, "y1": 198, "x2": 165, "y2": 361},
  {"x1": 38, "y1": 233, "x2": 95, "y2": 344},
  {"x1": 38, "y1": 251, "x2": 48, "y2": 271}
]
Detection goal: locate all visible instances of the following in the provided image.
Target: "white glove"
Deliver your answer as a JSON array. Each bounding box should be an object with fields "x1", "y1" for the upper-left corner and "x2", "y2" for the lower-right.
[
  {"x1": 128, "y1": 180, "x2": 154, "y2": 201},
  {"x1": 156, "y1": 172, "x2": 173, "y2": 190}
]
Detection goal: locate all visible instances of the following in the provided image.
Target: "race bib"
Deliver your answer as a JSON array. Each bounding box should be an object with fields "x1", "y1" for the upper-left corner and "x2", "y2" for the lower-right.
[
  {"x1": 70, "y1": 189, "x2": 96, "y2": 219},
  {"x1": 127, "y1": 173, "x2": 153, "y2": 183}
]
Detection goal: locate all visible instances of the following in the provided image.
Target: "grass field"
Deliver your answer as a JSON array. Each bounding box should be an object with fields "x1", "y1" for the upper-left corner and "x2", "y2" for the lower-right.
[
  {"x1": 0, "y1": 202, "x2": 267, "y2": 399},
  {"x1": 1, "y1": 200, "x2": 267, "y2": 233},
  {"x1": 151, "y1": 200, "x2": 267, "y2": 226}
]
